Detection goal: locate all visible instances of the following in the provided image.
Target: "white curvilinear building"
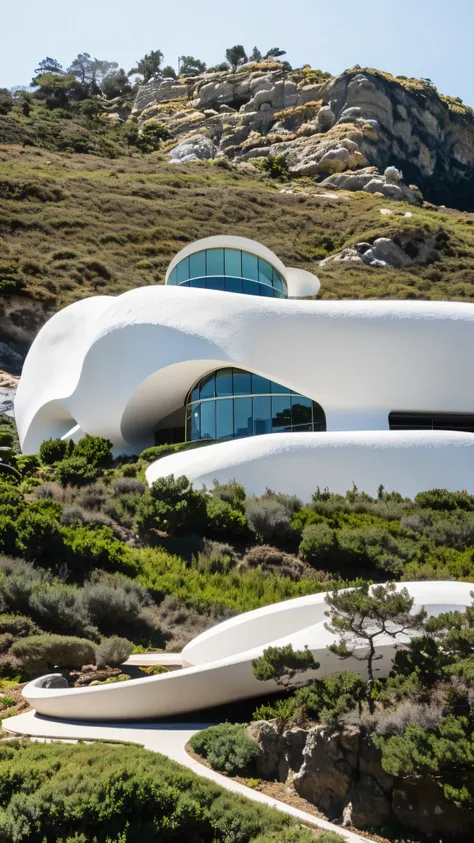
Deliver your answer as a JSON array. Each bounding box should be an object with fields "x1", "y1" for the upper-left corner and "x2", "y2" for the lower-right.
[{"x1": 15, "y1": 234, "x2": 474, "y2": 498}]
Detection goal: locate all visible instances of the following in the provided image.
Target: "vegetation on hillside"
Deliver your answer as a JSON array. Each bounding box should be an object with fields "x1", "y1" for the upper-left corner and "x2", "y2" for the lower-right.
[
  {"x1": 0, "y1": 431, "x2": 474, "y2": 686},
  {"x1": 0, "y1": 740, "x2": 312, "y2": 842}
]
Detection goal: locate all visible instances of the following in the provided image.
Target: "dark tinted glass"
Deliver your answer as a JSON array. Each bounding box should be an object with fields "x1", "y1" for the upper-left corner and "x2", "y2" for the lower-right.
[
  {"x1": 199, "y1": 373, "x2": 215, "y2": 400},
  {"x1": 273, "y1": 271, "x2": 284, "y2": 291},
  {"x1": 242, "y1": 252, "x2": 259, "y2": 281},
  {"x1": 207, "y1": 248, "x2": 224, "y2": 275},
  {"x1": 207, "y1": 276, "x2": 226, "y2": 291},
  {"x1": 313, "y1": 401, "x2": 326, "y2": 431},
  {"x1": 216, "y1": 399, "x2": 233, "y2": 440},
  {"x1": 234, "y1": 397, "x2": 252, "y2": 438},
  {"x1": 215, "y1": 368, "x2": 233, "y2": 397},
  {"x1": 168, "y1": 267, "x2": 178, "y2": 285},
  {"x1": 190, "y1": 277, "x2": 207, "y2": 288},
  {"x1": 291, "y1": 396, "x2": 312, "y2": 430},
  {"x1": 225, "y1": 249, "x2": 242, "y2": 277},
  {"x1": 242, "y1": 278, "x2": 257, "y2": 296},
  {"x1": 259, "y1": 284, "x2": 274, "y2": 297},
  {"x1": 251, "y1": 373, "x2": 271, "y2": 394},
  {"x1": 272, "y1": 396, "x2": 292, "y2": 432},
  {"x1": 189, "y1": 251, "x2": 206, "y2": 278},
  {"x1": 226, "y1": 277, "x2": 243, "y2": 294},
  {"x1": 271, "y1": 380, "x2": 291, "y2": 394},
  {"x1": 190, "y1": 385, "x2": 200, "y2": 403},
  {"x1": 252, "y1": 396, "x2": 271, "y2": 435},
  {"x1": 233, "y1": 370, "x2": 251, "y2": 395}
]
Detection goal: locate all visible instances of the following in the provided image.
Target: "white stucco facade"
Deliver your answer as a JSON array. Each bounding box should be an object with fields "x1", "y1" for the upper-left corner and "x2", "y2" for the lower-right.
[
  {"x1": 14, "y1": 234, "x2": 474, "y2": 498},
  {"x1": 22, "y1": 581, "x2": 473, "y2": 720}
]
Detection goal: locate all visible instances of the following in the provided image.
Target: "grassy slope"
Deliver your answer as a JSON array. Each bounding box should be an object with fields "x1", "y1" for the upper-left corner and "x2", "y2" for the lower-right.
[{"x1": 2, "y1": 144, "x2": 474, "y2": 312}]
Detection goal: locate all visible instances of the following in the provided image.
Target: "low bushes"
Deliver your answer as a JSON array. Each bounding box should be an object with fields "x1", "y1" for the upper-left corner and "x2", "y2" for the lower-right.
[
  {"x1": 0, "y1": 741, "x2": 307, "y2": 842},
  {"x1": 189, "y1": 722, "x2": 260, "y2": 775},
  {"x1": 11, "y1": 633, "x2": 96, "y2": 673},
  {"x1": 95, "y1": 636, "x2": 134, "y2": 668}
]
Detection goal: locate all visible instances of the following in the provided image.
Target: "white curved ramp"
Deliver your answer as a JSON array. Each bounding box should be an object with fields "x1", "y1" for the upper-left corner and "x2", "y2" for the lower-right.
[
  {"x1": 23, "y1": 582, "x2": 472, "y2": 721},
  {"x1": 146, "y1": 429, "x2": 474, "y2": 499}
]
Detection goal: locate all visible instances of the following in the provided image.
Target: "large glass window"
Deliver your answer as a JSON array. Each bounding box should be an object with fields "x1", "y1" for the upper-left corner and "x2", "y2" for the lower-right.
[
  {"x1": 167, "y1": 248, "x2": 288, "y2": 298},
  {"x1": 207, "y1": 248, "x2": 225, "y2": 275},
  {"x1": 185, "y1": 367, "x2": 326, "y2": 442}
]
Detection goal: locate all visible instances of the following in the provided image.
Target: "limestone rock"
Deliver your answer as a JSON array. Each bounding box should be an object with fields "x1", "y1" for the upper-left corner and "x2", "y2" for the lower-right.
[
  {"x1": 316, "y1": 103, "x2": 336, "y2": 132},
  {"x1": 248, "y1": 720, "x2": 307, "y2": 782},
  {"x1": 362, "y1": 237, "x2": 413, "y2": 268},
  {"x1": 293, "y1": 725, "x2": 355, "y2": 817},
  {"x1": 169, "y1": 135, "x2": 216, "y2": 163},
  {"x1": 392, "y1": 778, "x2": 474, "y2": 838}
]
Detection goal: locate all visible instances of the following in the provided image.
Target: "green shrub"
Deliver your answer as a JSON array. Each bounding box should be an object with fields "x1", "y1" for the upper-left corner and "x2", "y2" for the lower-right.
[
  {"x1": 206, "y1": 496, "x2": 248, "y2": 538},
  {"x1": 262, "y1": 154, "x2": 289, "y2": 179},
  {"x1": 89, "y1": 673, "x2": 131, "y2": 685},
  {"x1": 245, "y1": 497, "x2": 295, "y2": 546},
  {"x1": 15, "y1": 454, "x2": 40, "y2": 477},
  {"x1": 74, "y1": 434, "x2": 113, "y2": 467},
  {"x1": 28, "y1": 584, "x2": 95, "y2": 639},
  {"x1": 0, "y1": 613, "x2": 41, "y2": 638},
  {"x1": 299, "y1": 522, "x2": 336, "y2": 567},
  {"x1": 11, "y1": 633, "x2": 96, "y2": 673},
  {"x1": 316, "y1": 833, "x2": 347, "y2": 843},
  {"x1": 135, "y1": 122, "x2": 170, "y2": 152},
  {"x1": 293, "y1": 671, "x2": 366, "y2": 724},
  {"x1": 62, "y1": 525, "x2": 134, "y2": 575},
  {"x1": 55, "y1": 455, "x2": 99, "y2": 486},
  {"x1": 15, "y1": 508, "x2": 64, "y2": 564},
  {"x1": 0, "y1": 741, "x2": 306, "y2": 841},
  {"x1": 83, "y1": 579, "x2": 148, "y2": 635},
  {"x1": 0, "y1": 695, "x2": 16, "y2": 708},
  {"x1": 137, "y1": 474, "x2": 208, "y2": 536},
  {"x1": 189, "y1": 722, "x2": 260, "y2": 775},
  {"x1": 95, "y1": 636, "x2": 134, "y2": 668},
  {"x1": 39, "y1": 437, "x2": 69, "y2": 465},
  {"x1": 415, "y1": 488, "x2": 474, "y2": 511}
]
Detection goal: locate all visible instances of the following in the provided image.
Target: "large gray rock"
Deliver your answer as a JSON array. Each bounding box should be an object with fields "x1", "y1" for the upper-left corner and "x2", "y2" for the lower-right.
[
  {"x1": 169, "y1": 136, "x2": 216, "y2": 163},
  {"x1": 41, "y1": 674, "x2": 69, "y2": 689},
  {"x1": 362, "y1": 238, "x2": 413, "y2": 268}
]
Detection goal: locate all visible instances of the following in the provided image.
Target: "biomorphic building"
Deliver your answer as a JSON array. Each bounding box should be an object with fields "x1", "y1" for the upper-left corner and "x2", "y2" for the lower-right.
[{"x1": 15, "y1": 235, "x2": 474, "y2": 498}]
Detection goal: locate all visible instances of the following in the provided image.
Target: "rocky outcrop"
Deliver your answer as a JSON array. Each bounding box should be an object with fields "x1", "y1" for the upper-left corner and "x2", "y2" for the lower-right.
[
  {"x1": 133, "y1": 65, "x2": 474, "y2": 210},
  {"x1": 248, "y1": 720, "x2": 474, "y2": 838},
  {"x1": 320, "y1": 228, "x2": 439, "y2": 269},
  {"x1": 0, "y1": 296, "x2": 53, "y2": 375}
]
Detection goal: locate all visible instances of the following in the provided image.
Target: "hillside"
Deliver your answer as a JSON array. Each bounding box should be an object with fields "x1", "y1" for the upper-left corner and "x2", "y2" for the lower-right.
[
  {"x1": 2, "y1": 144, "x2": 474, "y2": 373},
  {"x1": 2, "y1": 61, "x2": 474, "y2": 372}
]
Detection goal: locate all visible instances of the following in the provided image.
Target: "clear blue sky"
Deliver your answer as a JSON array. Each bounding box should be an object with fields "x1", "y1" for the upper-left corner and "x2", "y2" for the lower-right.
[{"x1": 1, "y1": 0, "x2": 472, "y2": 105}]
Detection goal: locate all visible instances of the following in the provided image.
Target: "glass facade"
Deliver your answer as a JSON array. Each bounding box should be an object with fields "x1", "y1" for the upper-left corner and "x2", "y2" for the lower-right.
[
  {"x1": 167, "y1": 248, "x2": 287, "y2": 299},
  {"x1": 185, "y1": 368, "x2": 326, "y2": 442}
]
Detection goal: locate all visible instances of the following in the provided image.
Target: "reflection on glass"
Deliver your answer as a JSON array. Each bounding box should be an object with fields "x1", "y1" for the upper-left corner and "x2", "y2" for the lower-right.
[
  {"x1": 189, "y1": 251, "x2": 206, "y2": 279},
  {"x1": 199, "y1": 373, "x2": 215, "y2": 400},
  {"x1": 272, "y1": 396, "x2": 292, "y2": 432},
  {"x1": 216, "y1": 368, "x2": 233, "y2": 397},
  {"x1": 191, "y1": 404, "x2": 200, "y2": 440},
  {"x1": 216, "y1": 398, "x2": 233, "y2": 440},
  {"x1": 291, "y1": 396, "x2": 312, "y2": 430},
  {"x1": 225, "y1": 249, "x2": 242, "y2": 277},
  {"x1": 207, "y1": 249, "x2": 224, "y2": 275},
  {"x1": 234, "y1": 397, "x2": 252, "y2": 438},
  {"x1": 200, "y1": 401, "x2": 216, "y2": 439},
  {"x1": 252, "y1": 396, "x2": 271, "y2": 435},
  {"x1": 168, "y1": 267, "x2": 178, "y2": 285},
  {"x1": 233, "y1": 370, "x2": 251, "y2": 395},
  {"x1": 258, "y1": 259, "x2": 273, "y2": 286}
]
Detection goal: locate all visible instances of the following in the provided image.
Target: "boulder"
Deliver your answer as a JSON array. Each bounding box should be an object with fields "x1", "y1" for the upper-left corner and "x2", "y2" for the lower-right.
[
  {"x1": 316, "y1": 104, "x2": 336, "y2": 132},
  {"x1": 293, "y1": 725, "x2": 355, "y2": 818},
  {"x1": 169, "y1": 136, "x2": 216, "y2": 163},
  {"x1": 41, "y1": 674, "x2": 69, "y2": 689},
  {"x1": 248, "y1": 720, "x2": 307, "y2": 781},
  {"x1": 361, "y1": 237, "x2": 413, "y2": 268},
  {"x1": 392, "y1": 777, "x2": 474, "y2": 838}
]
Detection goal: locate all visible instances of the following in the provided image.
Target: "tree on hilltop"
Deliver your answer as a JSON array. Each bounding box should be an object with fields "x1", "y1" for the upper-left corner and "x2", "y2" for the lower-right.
[
  {"x1": 179, "y1": 56, "x2": 207, "y2": 77},
  {"x1": 31, "y1": 57, "x2": 64, "y2": 85},
  {"x1": 325, "y1": 581, "x2": 427, "y2": 711},
  {"x1": 266, "y1": 47, "x2": 286, "y2": 59},
  {"x1": 162, "y1": 65, "x2": 177, "y2": 79},
  {"x1": 128, "y1": 50, "x2": 164, "y2": 83},
  {"x1": 249, "y1": 47, "x2": 262, "y2": 62},
  {"x1": 225, "y1": 45, "x2": 247, "y2": 72}
]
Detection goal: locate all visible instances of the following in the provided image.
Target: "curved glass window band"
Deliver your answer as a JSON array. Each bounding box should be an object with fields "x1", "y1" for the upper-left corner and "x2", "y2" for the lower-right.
[
  {"x1": 185, "y1": 368, "x2": 326, "y2": 442},
  {"x1": 168, "y1": 248, "x2": 287, "y2": 296}
]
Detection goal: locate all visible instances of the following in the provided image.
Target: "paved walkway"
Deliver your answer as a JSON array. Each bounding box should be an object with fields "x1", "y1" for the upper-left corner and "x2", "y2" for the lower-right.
[{"x1": 5, "y1": 710, "x2": 367, "y2": 842}]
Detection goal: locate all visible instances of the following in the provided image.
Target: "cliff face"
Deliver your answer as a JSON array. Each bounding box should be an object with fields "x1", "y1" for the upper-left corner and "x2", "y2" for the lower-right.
[{"x1": 133, "y1": 65, "x2": 474, "y2": 210}]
